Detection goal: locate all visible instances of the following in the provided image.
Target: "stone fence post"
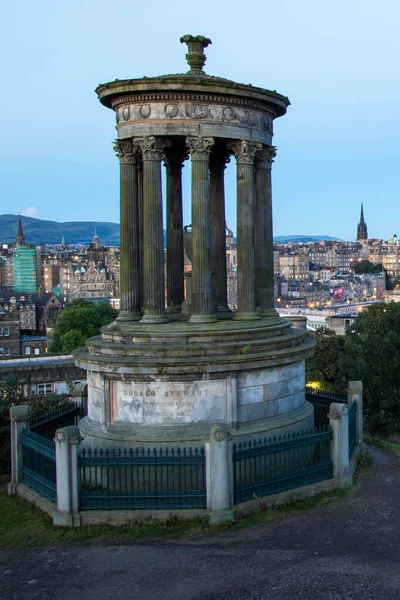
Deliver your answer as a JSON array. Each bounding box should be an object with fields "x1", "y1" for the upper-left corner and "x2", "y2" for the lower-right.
[
  {"x1": 329, "y1": 402, "x2": 350, "y2": 486},
  {"x1": 8, "y1": 404, "x2": 31, "y2": 494},
  {"x1": 53, "y1": 426, "x2": 83, "y2": 527},
  {"x1": 205, "y1": 426, "x2": 235, "y2": 524},
  {"x1": 347, "y1": 380, "x2": 363, "y2": 448}
]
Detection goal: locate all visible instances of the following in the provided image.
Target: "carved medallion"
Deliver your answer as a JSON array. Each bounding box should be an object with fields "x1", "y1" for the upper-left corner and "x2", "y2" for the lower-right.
[
  {"x1": 164, "y1": 103, "x2": 179, "y2": 118},
  {"x1": 246, "y1": 110, "x2": 257, "y2": 125},
  {"x1": 122, "y1": 106, "x2": 131, "y2": 121},
  {"x1": 193, "y1": 105, "x2": 209, "y2": 119},
  {"x1": 222, "y1": 106, "x2": 235, "y2": 121},
  {"x1": 139, "y1": 104, "x2": 151, "y2": 119}
]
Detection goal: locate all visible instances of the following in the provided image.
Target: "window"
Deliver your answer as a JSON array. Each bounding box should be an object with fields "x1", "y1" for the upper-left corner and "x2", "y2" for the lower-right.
[
  {"x1": 0, "y1": 328, "x2": 2, "y2": 336},
  {"x1": 24, "y1": 346, "x2": 31, "y2": 355},
  {"x1": 5, "y1": 348, "x2": 10, "y2": 356},
  {"x1": 0, "y1": 348, "x2": 3, "y2": 356},
  {"x1": 34, "y1": 348, "x2": 40, "y2": 355},
  {"x1": 3, "y1": 328, "x2": 9, "y2": 336},
  {"x1": 37, "y1": 383, "x2": 52, "y2": 395}
]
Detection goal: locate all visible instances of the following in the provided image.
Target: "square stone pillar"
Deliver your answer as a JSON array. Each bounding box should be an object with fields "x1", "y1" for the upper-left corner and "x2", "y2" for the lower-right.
[
  {"x1": 329, "y1": 403, "x2": 350, "y2": 486},
  {"x1": 8, "y1": 404, "x2": 31, "y2": 494},
  {"x1": 205, "y1": 426, "x2": 234, "y2": 523},
  {"x1": 53, "y1": 425, "x2": 83, "y2": 527}
]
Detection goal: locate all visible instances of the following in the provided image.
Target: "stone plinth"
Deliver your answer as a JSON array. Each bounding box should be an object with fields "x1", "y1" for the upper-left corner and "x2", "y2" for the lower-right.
[{"x1": 74, "y1": 316, "x2": 315, "y2": 449}]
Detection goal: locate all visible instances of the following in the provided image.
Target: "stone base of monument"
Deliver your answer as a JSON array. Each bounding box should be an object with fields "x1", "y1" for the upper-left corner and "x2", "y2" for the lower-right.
[{"x1": 74, "y1": 316, "x2": 315, "y2": 450}]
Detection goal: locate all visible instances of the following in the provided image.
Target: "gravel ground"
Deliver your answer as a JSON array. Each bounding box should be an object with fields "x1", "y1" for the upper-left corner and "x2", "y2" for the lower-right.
[{"x1": 2, "y1": 445, "x2": 400, "y2": 600}]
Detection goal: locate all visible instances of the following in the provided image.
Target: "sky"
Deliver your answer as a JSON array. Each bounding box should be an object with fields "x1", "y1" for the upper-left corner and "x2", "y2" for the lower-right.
[{"x1": 1, "y1": 0, "x2": 400, "y2": 242}]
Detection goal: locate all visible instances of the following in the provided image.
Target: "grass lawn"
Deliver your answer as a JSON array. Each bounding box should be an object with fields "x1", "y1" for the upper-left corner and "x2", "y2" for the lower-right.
[{"x1": 0, "y1": 449, "x2": 372, "y2": 548}]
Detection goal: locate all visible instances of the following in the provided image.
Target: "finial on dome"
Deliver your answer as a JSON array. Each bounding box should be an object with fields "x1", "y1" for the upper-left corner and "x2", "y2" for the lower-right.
[{"x1": 180, "y1": 35, "x2": 212, "y2": 74}]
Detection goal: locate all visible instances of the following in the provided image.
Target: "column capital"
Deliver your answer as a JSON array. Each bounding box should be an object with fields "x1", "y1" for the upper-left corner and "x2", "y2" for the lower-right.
[
  {"x1": 113, "y1": 138, "x2": 139, "y2": 165},
  {"x1": 186, "y1": 136, "x2": 214, "y2": 159},
  {"x1": 210, "y1": 151, "x2": 230, "y2": 174},
  {"x1": 136, "y1": 136, "x2": 171, "y2": 160},
  {"x1": 255, "y1": 145, "x2": 277, "y2": 169},
  {"x1": 163, "y1": 145, "x2": 189, "y2": 172},
  {"x1": 227, "y1": 140, "x2": 262, "y2": 165}
]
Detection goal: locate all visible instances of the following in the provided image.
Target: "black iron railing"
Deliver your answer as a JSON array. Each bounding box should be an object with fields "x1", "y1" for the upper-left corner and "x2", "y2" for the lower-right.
[
  {"x1": 30, "y1": 403, "x2": 80, "y2": 440},
  {"x1": 233, "y1": 427, "x2": 333, "y2": 504},
  {"x1": 306, "y1": 387, "x2": 347, "y2": 426},
  {"x1": 21, "y1": 428, "x2": 56, "y2": 502},
  {"x1": 79, "y1": 446, "x2": 207, "y2": 510}
]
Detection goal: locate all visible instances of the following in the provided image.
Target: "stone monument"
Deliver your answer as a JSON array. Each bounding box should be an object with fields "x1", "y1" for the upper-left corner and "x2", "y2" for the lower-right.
[{"x1": 74, "y1": 35, "x2": 315, "y2": 451}]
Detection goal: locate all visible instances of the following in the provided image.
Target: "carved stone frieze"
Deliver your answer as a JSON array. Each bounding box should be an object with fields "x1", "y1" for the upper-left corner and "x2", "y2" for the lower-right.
[{"x1": 114, "y1": 98, "x2": 274, "y2": 136}]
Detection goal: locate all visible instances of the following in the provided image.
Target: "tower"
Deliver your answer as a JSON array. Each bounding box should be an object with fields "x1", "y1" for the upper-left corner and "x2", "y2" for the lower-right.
[
  {"x1": 13, "y1": 216, "x2": 37, "y2": 293},
  {"x1": 357, "y1": 203, "x2": 368, "y2": 240}
]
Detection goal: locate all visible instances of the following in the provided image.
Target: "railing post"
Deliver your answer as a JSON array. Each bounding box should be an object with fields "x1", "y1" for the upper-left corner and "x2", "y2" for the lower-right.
[
  {"x1": 205, "y1": 426, "x2": 234, "y2": 523},
  {"x1": 53, "y1": 425, "x2": 83, "y2": 527},
  {"x1": 329, "y1": 403, "x2": 350, "y2": 486},
  {"x1": 347, "y1": 380, "x2": 363, "y2": 448},
  {"x1": 8, "y1": 405, "x2": 31, "y2": 495}
]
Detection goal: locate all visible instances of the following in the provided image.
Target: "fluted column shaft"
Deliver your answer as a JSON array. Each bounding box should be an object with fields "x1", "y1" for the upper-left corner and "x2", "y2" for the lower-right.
[
  {"x1": 255, "y1": 146, "x2": 277, "y2": 316},
  {"x1": 137, "y1": 136, "x2": 171, "y2": 324},
  {"x1": 210, "y1": 152, "x2": 231, "y2": 314},
  {"x1": 229, "y1": 141, "x2": 262, "y2": 321},
  {"x1": 137, "y1": 157, "x2": 144, "y2": 311},
  {"x1": 186, "y1": 136, "x2": 217, "y2": 323},
  {"x1": 164, "y1": 146, "x2": 187, "y2": 312},
  {"x1": 114, "y1": 139, "x2": 141, "y2": 321}
]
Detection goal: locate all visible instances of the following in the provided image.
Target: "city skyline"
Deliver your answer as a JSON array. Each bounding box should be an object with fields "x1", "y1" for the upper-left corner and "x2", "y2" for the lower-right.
[{"x1": 2, "y1": 1, "x2": 400, "y2": 241}]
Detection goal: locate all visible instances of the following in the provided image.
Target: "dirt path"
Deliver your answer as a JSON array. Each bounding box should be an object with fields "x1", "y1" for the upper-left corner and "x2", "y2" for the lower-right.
[{"x1": 2, "y1": 446, "x2": 400, "y2": 600}]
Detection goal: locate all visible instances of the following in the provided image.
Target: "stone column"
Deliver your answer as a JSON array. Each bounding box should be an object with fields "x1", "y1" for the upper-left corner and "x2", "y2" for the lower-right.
[
  {"x1": 186, "y1": 136, "x2": 217, "y2": 323},
  {"x1": 228, "y1": 140, "x2": 262, "y2": 321},
  {"x1": 329, "y1": 403, "x2": 350, "y2": 486},
  {"x1": 205, "y1": 426, "x2": 234, "y2": 523},
  {"x1": 137, "y1": 156, "x2": 144, "y2": 311},
  {"x1": 255, "y1": 146, "x2": 277, "y2": 317},
  {"x1": 210, "y1": 151, "x2": 231, "y2": 316},
  {"x1": 53, "y1": 425, "x2": 83, "y2": 527},
  {"x1": 8, "y1": 404, "x2": 31, "y2": 494},
  {"x1": 164, "y1": 144, "x2": 187, "y2": 313},
  {"x1": 136, "y1": 136, "x2": 171, "y2": 324},
  {"x1": 114, "y1": 139, "x2": 141, "y2": 321},
  {"x1": 347, "y1": 380, "x2": 363, "y2": 448}
]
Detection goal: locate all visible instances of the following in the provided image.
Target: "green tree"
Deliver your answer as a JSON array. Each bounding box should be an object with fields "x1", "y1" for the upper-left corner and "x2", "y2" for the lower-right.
[
  {"x1": 49, "y1": 300, "x2": 118, "y2": 353},
  {"x1": 344, "y1": 302, "x2": 400, "y2": 434},
  {"x1": 351, "y1": 260, "x2": 382, "y2": 274},
  {"x1": 305, "y1": 329, "x2": 347, "y2": 393},
  {"x1": 0, "y1": 375, "x2": 25, "y2": 416}
]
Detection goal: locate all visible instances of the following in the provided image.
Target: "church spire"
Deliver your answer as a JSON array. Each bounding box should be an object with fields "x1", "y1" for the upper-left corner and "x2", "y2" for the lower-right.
[
  {"x1": 357, "y1": 203, "x2": 368, "y2": 240},
  {"x1": 15, "y1": 215, "x2": 26, "y2": 246}
]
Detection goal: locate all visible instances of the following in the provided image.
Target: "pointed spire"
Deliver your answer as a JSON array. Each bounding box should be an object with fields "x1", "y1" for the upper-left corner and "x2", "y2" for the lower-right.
[
  {"x1": 357, "y1": 203, "x2": 368, "y2": 241},
  {"x1": 360, "y1": 203, "x2": 365, "y2": 225},
  {"x1": 15, "y1": 215, "x2": 26, "y2": 246}
]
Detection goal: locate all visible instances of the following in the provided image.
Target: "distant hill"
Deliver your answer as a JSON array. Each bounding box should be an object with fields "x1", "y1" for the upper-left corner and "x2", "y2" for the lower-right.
[
  {"x1": 0, "y1": 214, "x2": 120, "y2": 246},
  {"x1": 274, "y1": 235, "x2": 343, "y2": 243},
  {"x1": 0, "y1": 215, "x2": 342, "y2": 246}
]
